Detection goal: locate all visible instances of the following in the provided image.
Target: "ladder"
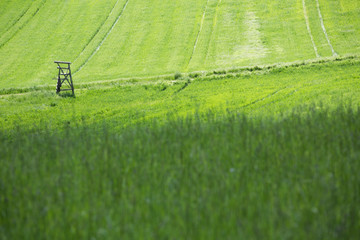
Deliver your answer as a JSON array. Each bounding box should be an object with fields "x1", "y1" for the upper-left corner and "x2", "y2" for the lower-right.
[{"x1": 54, "y1": 61, "x2": 74, "y2": 96}]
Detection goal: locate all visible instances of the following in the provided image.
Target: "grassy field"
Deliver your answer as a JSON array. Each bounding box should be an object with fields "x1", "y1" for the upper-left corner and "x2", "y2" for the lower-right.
[
  {"x1": 1, "y1": 58, "x2": 360, "y2": 239},
  {"x1": 1, "y1": 57, "x2": 359, "y2": 132},
  {"x1": 1, "y1": 105, "x2": 360, "y2": 240},
  {"x1": 1, "y1": 0, "x2": 360, "y2": 239},
  {"x1": 0, "y1": 0, "x2": 359, "y2": 88}
]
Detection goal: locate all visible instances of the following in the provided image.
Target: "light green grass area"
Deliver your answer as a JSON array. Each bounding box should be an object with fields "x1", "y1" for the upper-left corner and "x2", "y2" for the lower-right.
[
  {"x1": 0, "y1": 1, "x2": 32, "y2": 37},
  {"x1": 1, "y1": 58, "x2": 359, "y2": 132},
  {"x1": 0, "y1": 0, "x2": 118, "y2": 88},
  {"x1": 0, "y1": 0, "x2": 359, "y2": 88}
]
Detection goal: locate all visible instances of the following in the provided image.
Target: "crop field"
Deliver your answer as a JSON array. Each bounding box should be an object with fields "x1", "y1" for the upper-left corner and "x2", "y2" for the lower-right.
[
  {"x1": 0, "y1": 0, "x2": 360, "y2": 88},
  {"x1": 1, "y1": 0, "x2": 360, "y2": 239}
]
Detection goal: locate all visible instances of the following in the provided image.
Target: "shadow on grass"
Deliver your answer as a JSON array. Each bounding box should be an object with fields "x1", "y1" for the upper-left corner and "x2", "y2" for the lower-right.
[{"x1": 58, "y1": 91, "x2": 75, "y2": 98}]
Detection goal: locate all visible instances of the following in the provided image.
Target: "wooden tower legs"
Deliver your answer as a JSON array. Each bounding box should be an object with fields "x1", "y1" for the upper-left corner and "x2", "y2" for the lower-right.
[{"x1": 54, "y1": 61, "x2": 74, "y2": 96}]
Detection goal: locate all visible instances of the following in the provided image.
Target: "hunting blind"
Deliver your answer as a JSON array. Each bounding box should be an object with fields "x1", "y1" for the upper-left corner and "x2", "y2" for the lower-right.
[{"x1": 54, "y1": 61, "x2": 74, "y2": 95}]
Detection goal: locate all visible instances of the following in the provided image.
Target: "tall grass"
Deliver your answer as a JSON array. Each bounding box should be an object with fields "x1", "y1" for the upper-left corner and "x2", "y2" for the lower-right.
[{"x1": 1, "y1": 105, "x2": 359, "y2": 239}]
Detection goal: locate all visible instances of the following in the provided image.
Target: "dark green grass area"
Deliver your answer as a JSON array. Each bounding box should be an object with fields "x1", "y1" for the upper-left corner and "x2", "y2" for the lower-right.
[{"x1": 1, "y1": 106, "x2": 359, "y2": 239}]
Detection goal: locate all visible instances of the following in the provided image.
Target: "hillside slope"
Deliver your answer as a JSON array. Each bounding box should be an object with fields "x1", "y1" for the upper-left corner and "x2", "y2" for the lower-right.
[{"x1": 0, "y1": 0, "x2": 359, "y2": 88}]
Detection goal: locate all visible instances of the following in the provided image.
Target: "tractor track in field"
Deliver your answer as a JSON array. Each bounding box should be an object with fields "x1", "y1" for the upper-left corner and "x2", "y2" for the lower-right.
[
  {"x1": 0, "y1": 55, "x2": 358, "y2": 97},
  {"x1": 204, "y1": 0, "x2": 222, "y2": 64},
  {"x1": 186, "y1": 0, "x2": 210, "y2": 70},
  {"x1": 72, "y1": 0, "x2": 120, "y2": 68},
  {"x1": 0, "y1": 0, "x2": 46, "y2": 49},
  {"x1": 0, "y1": 3, "x2": 33, "y2": 37},
  {"x1": 316, "y1": 0, "x2": 337, "y2": 56},
  {"x1": 241, "y1": 87, "x2": 287, "y2": 109},
  {"x1": 74, "y1": 0, "x2": 130, "y2": 74},
  {"x1": 302, "y1": 0, "x2": 320, "y2": 58},
  {"x1": 250, "y1": 87, "x2": 304, "y2": 113}
]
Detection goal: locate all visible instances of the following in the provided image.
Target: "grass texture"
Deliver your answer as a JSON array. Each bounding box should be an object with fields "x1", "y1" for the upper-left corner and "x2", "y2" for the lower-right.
[
  {"x1": 0, "y1": 1, "x2": 360, "y2": 239},
  {"x1": 1, "y1": 106, "x2": 359, "y2": 239},
  {"x1": 0, "y1": 0, "x2": 359, "y2": 88},
  {"x1": 1, "y1": 58, "x2": 359, "y2": 132}
]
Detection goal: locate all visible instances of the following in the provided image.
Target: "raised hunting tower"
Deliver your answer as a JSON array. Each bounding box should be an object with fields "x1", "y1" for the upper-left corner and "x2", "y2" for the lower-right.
[{"x1": 54, "y1": 61, "x2": 74, "y2": 95}]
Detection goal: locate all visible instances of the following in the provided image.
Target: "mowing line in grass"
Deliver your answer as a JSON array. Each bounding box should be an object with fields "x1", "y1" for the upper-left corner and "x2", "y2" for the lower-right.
[
  {"x1": 241, "y1": 87, "x2": 287, "y2": 109},
  {"x1": 74, "y1": 0, "x2": 130, "y2": 74},
  {"x1": 302, "y1": 0, "x2": 320, "y2": 58},
  {"x1": 187, "y1": 0, "x2": 210, "y2": 70},
  {"x1": 315, "y1": 0, "x2": 337, "y2": 56},
  {"x1": 204, "y1": 0, "x2": 223, "y2": 64},
  {"x1": 0, "y1": 2, "x2": 33, "y2": 37},
  {"x1": 72, "y1": 0, "x2": 120, "y2": 68},
  {"x1": 0, "y1": 0, "x2": 46, "y2": 49}
]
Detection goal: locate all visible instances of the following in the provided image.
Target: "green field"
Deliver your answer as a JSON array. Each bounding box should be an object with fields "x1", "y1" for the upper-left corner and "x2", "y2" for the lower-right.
[
  {"x1": 1, "y1": 0, "x2": 360, "y2": 239},
  {"x1": 1, "y1": 57, "x2": 360, "y2": 131},
  {"x1": 0, "y1": 0, "x2": 359, "y2": 88}
]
